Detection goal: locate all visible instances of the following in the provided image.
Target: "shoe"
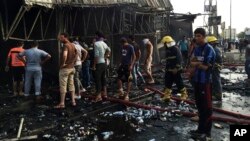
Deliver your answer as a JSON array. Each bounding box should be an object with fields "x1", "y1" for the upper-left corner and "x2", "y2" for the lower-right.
[
  {"x1": 189, "y1": 129, "x2": 203, "y2": 136},
  {"x1": 147, "y1": 80, "x2": 155, "y2": 84},
  {"x1": 101, "y1": 94, "x2": 108, "y2": 99},
  {"x1": 124, "y1": 95, "x2": 129, "y2": 101},
  {"x1": 162, "y1": 88, "x2": 172, "y2": 102},
  {"x1": 80, "y1": 88, "x2": 86, "y2": 93},
  {"x1": 212, "y1": 94, "x2": 222, "y2": 101},
  {"x1": 190, "y1": 116, "x2": 199, "y2": 122},
  {"x1": 94, "y1": 95, "x2": 102, "y2": 102},
  {"x1": 180, "y1": 87, "x2": 188, "y2": 100},
  {"x1": 118, "y1": 89, "x2": 124, "y2": 98},
  {"x1": 191, "y1": 133, "x2": 207, "y2": 140},
  {"x1": 75, "y1": 95, "x2": 81, "y2": 100}
]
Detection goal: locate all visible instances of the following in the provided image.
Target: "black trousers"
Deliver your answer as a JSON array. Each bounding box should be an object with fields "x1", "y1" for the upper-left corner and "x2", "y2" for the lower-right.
[
  {"x1": 194, "y1": 82, "x2": 213, "y2": 136},
  {"x1": 165, "y1": 71, "x2": 184, "y2": 91},
  {"x1": 95, "y1": 63, "x2": 107, "y2": 93}
]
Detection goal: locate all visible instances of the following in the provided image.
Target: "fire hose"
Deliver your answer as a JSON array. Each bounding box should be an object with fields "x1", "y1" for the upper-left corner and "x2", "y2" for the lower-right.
[
  {"x1": 82, "y1": 94, "x2": 250, "y2": 124},
  {"x1": 146, "y1": 86, "x2": 250, "y2": 120}
]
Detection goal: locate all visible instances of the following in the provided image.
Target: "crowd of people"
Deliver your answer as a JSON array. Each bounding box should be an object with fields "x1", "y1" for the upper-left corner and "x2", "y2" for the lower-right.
[{"x1": 5, "y1": 28, "x2": 232, "y2": 140}]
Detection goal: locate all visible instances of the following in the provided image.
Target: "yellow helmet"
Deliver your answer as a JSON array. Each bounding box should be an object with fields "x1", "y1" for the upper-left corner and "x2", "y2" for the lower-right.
[
  {"x1": 161, "y1": 36, "x2": 174, "y2": 43},
  {"x1": 207, "y1": 36, "x2": 218, "y2": 43}
]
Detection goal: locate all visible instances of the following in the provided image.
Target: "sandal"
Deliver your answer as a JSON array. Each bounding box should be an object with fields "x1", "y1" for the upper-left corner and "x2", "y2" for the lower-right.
[
  {"x1": 54, "y1": 104, "x2": 65, "y2": 109},
  {"x1": 102, "y1": 94, "x2": 108, "y2": 99},
  {"x1": 124, "y1": 94, "x2": 129, "y2": 101},
  {"x1": 117, "y1": 89, "x2": 124, "y2": 98},
  {"x1": 94, "y1": 95, "x2": 102, "y2": 102},
  {"x1": 101, "y1": 91, "x2": 108, "y2": 99}
]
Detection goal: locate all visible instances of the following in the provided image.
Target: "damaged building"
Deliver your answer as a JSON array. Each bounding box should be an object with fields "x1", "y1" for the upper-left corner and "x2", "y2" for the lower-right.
[
  {"x1": 1, "y1": 1, "x2": 248, "y2": 141},
  {"x1": 0, "y1": 0, "x2": 173, "y2": 83}
]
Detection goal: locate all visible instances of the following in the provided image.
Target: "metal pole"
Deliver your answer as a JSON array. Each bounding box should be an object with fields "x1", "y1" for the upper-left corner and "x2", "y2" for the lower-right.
[
  {"x1": 27, "y1": 9, "x2": 41, "y2": 39},
  {"x1": 6, "y1": 6, "x2": 25, "y2": 39},
  {"x1": 208, "y1": 0, "x2": 212, "y2": 35},
  {"x1": 229, "y1": 0, "x2": 232, "y2": 51},
  {"x1": 44, "y1": 9, "x2": 54, "y2": 38}
]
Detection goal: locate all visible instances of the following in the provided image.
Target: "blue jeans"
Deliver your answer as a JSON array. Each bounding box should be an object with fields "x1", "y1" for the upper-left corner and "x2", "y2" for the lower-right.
[
  {"x1": 82, "y1": 60, "x2": 91, "y2": 87},
  {"x1": 24, "y1": 70, "x2": 42, "y2": 96},
  {"x1": 132, "y1": 61, "x2": 145, "y2": 86}
]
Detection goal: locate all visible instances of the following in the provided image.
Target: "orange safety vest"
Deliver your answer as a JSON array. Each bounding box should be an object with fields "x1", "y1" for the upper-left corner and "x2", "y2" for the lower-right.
[{"x1": 7, "y1": 47, "x2": 25, "y2": 67}]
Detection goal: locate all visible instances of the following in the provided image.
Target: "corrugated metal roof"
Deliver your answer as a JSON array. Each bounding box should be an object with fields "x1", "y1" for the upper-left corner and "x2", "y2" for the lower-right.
[{"x1": 24, "y1": 0, "x2": 173, "y2": 10}]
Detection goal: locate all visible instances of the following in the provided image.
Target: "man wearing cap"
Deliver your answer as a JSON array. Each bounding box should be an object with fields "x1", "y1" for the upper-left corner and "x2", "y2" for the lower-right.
[
  {"x1": 207, "y1": 36, "x2": 222, "y2": 101},
  {"x1": 161, "y1": 36, "x2": 188, "y2": 101},
  {"x1": 142, "y1": 38, "x2": 155, "y2": 84}
]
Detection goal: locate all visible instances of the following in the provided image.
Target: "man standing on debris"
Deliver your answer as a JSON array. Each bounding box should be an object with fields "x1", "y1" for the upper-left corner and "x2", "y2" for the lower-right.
[
  {"x1": 190, "y1": 28, "x2": 215, "y2": 140},
  {"x1": 5, "y1": 41, "x2": 25, "y2": 96},
  {"x1": 79, "y1": 37, "x2": 92, "y2": 89},
  {"x1": 161, "y1": 36, "x2": 188, "y2": 101},
  {"x1": 142, "y1": 38, "x2": 155, "y2": 84},
  {"x1": 207, "y1": 36, "x2": 223, "y2": 101},
  {"x1": 117, "y1": 37, "x2": 136, "y2": 101},
  {"x1": 128, "y1": 35, "x2": 145, "y2": 89},
  {"x1": 178, "y1": 36, "x2": 189, "y2": 66},
  {"x1": 55, "y1": 33, "x2": 77, "y2": 108},
  {"x1": 72, "y1": 37, "x2": 88, "y2": 100},
  {"x1": 93, "y1": 31, "x2": 111, "y2": 102},
  {"x1": 17, "y1": 41, "x2": 51, "y2": 102}
]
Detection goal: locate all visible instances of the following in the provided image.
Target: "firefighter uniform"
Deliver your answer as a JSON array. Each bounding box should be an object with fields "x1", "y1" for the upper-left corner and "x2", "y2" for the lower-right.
[
  {"x1": 207, "y1": 36, "x2": 222, "y2": 101},
  {"x1": 161, "y1": 36, "x2": 188, "y2": 101}
]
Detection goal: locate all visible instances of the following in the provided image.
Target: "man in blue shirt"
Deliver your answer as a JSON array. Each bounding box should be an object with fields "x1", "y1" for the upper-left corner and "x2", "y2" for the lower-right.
[
  {"x1": 117, "y1": 37, "x2": 136, "y2": 101},
  {"x1": 190, "y1": 28, "x2": 215, "y2": 140},
  {"x1": 18, "y1": 41, "x2": 51, "y2": 102},
  {"x1": 178, "y1": 36, "x2": 189, "y2": 66}
]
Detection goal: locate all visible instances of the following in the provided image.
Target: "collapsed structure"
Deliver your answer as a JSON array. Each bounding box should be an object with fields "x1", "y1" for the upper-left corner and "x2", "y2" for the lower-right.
[{"x1": 0, "y1": 0, "x2": 196, "y2": 82}]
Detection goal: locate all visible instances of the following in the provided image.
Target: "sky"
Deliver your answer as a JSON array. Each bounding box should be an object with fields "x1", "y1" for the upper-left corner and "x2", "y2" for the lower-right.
[{"x1": 170, "y1": 0, "x2": 250, "y2": 34}]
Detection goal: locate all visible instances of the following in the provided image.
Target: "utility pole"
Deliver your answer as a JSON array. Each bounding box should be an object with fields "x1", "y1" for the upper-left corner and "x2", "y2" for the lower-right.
[
  {"x1": 208, "y1": 0, "x2": 212, "y2": 35},
  {"x1": 205, "y1": 0, "x2": 218, "y2": 36},
  {"x1": 229, "y1": 0, "x2": 232, "y2": 42},
  {"x1": 229, "y1": 0, "x2": 232, "y2": 51}
]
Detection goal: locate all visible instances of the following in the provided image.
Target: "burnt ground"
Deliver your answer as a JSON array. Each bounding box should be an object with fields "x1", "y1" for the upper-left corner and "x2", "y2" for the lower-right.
[{"x1": 0, "y1": 65, "x2": 250, "y2": 141}]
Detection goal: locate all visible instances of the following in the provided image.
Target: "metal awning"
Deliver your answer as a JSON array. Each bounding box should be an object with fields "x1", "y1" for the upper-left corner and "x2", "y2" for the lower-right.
[{"x1": 24, "y1": 0, "x2": 173, "y2": 10}]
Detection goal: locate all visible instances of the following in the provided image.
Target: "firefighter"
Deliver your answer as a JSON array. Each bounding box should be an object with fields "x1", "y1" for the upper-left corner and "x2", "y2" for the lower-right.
[
  {"x1": 207, "y1": 36, "x2": 222, "y2": 101},
  {"x1": 161, "y1": 36, "x2": 188, "y2": 101}
]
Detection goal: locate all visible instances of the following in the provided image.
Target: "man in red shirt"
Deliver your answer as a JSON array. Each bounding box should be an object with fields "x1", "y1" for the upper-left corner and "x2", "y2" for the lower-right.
[{"x1": 5, "y1": 41, "x2": 25, "y2": 96}]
